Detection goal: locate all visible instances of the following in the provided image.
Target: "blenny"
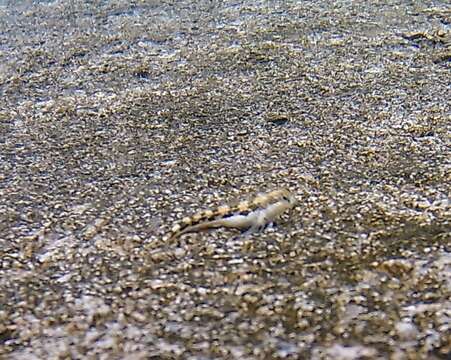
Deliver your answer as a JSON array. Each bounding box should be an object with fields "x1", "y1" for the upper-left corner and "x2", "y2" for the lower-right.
[{"x1": 165, "y1": 188, "x2": 296, "y2": 241}]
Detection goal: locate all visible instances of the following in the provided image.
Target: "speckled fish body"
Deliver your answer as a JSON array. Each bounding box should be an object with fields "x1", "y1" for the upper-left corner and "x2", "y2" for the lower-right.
[{"x1": 166, "y1": 188, "x2": 296, "y2": 240}]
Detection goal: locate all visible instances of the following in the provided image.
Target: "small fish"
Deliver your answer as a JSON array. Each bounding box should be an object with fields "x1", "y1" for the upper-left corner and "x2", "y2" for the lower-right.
[{"x1": 165, "y1": 188, "x2": 296, "y2": 241}]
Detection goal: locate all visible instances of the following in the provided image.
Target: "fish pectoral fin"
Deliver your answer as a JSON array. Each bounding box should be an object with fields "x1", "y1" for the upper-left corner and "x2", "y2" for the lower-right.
[
  {"x1": 265, "y1": 221, "x2": 275, "y2": 230},
  {"x1": 241, "y1": 221, "x2": 269, "y2": 238}
]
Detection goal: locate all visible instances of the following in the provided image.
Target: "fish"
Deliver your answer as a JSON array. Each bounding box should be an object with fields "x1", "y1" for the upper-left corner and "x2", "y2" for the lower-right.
[{"x1": 165, "y1": 188, "x2": 296, "y2": 241}]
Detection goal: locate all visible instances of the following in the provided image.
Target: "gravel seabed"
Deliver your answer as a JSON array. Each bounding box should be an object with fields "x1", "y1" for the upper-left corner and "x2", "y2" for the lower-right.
[{"x1": 0, "y1": 1, "x2": 450, "y2": 359}]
